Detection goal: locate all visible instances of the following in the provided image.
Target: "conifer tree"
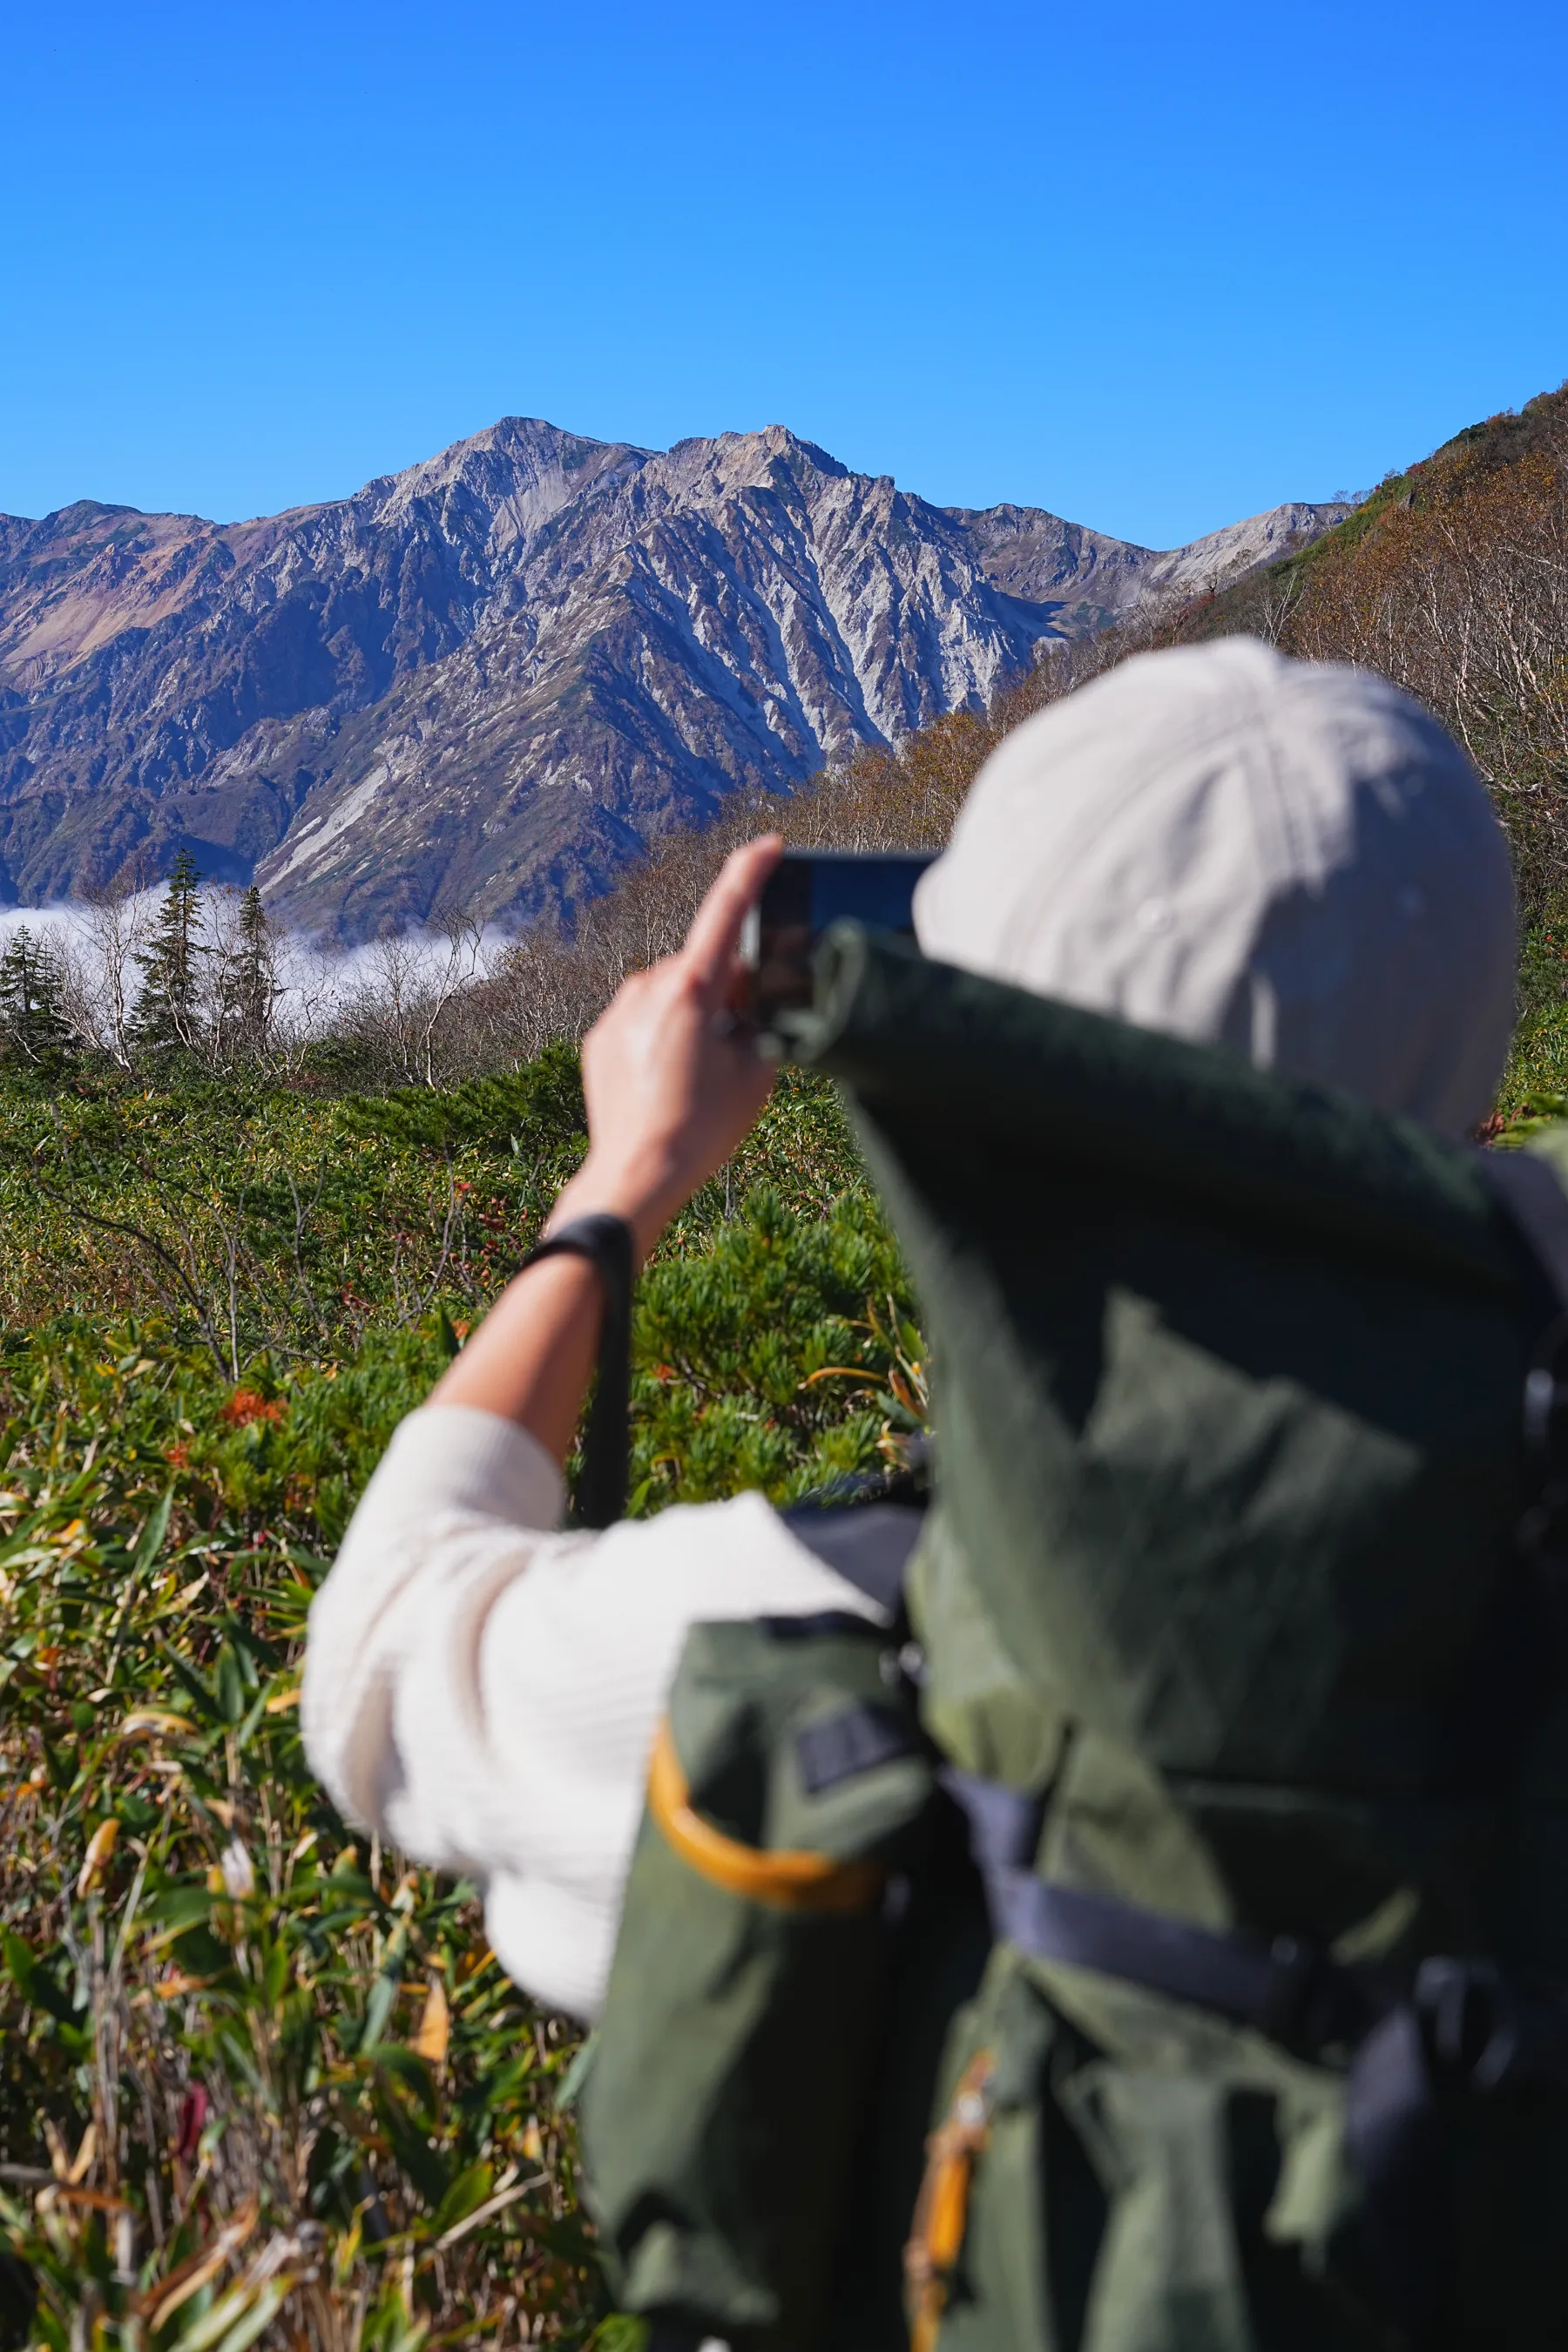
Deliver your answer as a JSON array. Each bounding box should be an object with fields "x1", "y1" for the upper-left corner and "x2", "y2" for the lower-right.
[
  {"x1": 0, "y1": 925, "x2": 73, "y2": 1069},
  {"x1": 220, "y1": 885, "x2": 280, "y2": 1053},
  {"x1": 131, "y1": 848, "x2": 206, "y2": 1061}
]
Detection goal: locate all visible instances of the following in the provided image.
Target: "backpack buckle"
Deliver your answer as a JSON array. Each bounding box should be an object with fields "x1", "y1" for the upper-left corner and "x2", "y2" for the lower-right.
[{"x1": 1415, "y1": 1956, "x2": 1568, "y2": 2092}]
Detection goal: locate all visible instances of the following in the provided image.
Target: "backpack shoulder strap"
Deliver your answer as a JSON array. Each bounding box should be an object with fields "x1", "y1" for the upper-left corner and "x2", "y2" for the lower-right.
[
  {"x1": 1474, "y1": 1146, "x2": 1568, "y2": 1311},
  {"x1": 780, "y1": 1500, "x2": 926, "y2": 1619}
]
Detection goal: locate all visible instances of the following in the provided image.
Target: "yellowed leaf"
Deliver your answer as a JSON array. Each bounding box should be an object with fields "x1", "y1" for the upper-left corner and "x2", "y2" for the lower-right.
[
  {"x1": 66, "y1": 2124, "x2": 97, "y2": 2185},
  {"x1": 77, "y1": 1817, "x2": 118, "y2": 1897},
  {"x1": 264, "y1": 1685, "x2": 301, "y2": 1713},
  {"x1": 153, "y1": 1970, "x2": 213, "y2": 2001},
  {"x1": 119, "y1": 1709, "x2": 193, "y2": 1740},
  {"x1": 413, "y1": 1976, "x2": 449, "y2": 2066},
  {"x1": 37, "y1": 2183, "x2": 128, "y2": 2215},
  {"x1": 145, "y1": 2195, "x2": 260, "y2": 2329}
]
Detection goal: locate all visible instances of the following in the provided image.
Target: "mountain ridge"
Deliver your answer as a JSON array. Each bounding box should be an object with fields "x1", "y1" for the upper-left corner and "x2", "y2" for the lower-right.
[{"x1": 0, "y1": 419, "x2": 1348, "y2": 938}]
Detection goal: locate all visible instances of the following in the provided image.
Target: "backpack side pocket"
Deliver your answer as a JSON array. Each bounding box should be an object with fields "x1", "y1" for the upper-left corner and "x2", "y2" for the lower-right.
[{"x1": 581, "y1": 1613, "x2": 935, "y2": 2352}]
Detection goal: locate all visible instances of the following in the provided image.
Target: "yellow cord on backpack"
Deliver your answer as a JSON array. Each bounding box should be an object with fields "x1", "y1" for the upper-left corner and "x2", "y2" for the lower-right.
[
  {"x1": 647, "y1": 1718, "x2": 885, "y2": 1913},
  {"x1": 904, "y1": 2051, "x2": 995, "y2": 2352}
]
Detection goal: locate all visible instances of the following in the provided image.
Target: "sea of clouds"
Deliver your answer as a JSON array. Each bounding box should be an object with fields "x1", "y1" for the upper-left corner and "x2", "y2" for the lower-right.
[{"x1": 0, "y1": 895, "x2": 513, "y2": 1037}]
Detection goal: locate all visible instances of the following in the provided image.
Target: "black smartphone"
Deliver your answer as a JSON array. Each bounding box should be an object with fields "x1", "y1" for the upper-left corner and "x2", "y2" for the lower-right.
[{"x1": 740, "y1": 849, "x2": 936, "y2": 1026}]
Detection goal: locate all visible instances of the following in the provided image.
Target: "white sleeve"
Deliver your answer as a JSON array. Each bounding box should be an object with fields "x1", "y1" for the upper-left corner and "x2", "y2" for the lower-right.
[{"x1": 301, "y1": 1403, "x2": 882, "y2": 2020}]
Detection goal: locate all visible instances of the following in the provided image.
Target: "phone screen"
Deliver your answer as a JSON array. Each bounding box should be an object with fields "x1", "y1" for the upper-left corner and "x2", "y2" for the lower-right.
[{"x1": 742, "y1": 850, "x2": 936, "y2": 1024}]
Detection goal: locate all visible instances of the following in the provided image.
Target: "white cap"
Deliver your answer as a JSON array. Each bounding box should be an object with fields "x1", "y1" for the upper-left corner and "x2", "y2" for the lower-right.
[{"x1": 914, "y1": 639, "x2": 1516, "y2": 1138}]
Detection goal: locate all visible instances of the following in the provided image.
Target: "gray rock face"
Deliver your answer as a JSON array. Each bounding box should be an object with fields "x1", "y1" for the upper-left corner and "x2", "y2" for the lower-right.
[{"x1": 0, "y1": 419, "x2": 1348, "y2": 938}]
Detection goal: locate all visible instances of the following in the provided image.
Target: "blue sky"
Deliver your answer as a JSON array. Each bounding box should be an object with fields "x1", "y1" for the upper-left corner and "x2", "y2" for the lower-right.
[{"x1": 3, "y1": 0, "x2": 1565, "y2": 548}]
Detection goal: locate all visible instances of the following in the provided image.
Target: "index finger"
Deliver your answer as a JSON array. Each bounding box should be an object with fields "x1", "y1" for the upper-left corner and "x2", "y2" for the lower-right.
[{"x1": 680, "y1": 834, "x2": 783, "y2": 1002}]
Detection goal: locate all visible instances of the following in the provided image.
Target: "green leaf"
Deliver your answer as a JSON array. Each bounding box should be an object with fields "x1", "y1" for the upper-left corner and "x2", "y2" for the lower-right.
[
  {"x1": 215, "y1": 1645, "x2": 246, "y2": 1724},
  {"x1": 180, "y1": 2277, "x2": 291, "y2": 2352},
  {"x1": 429, "y1": 2158, "x2": 493, "y2": 2238},
  {"x1": 589, "y1": 2319, "x2": 651, "y2": 2352},
  {"x1": 377, "y1": 2090, "x2": 450, "y2": 2210},
  {"x1": 373, "y1": 2044, "x2": 436, "y2": 2112},
  {"x1": 145, "y1": 1883, "x2": 217, "y2": 1933},
  {"x1": 262, "y1": 1938, "x2": 291, "y2": 2009},
  {"x1": 0, "y1": 1929, "x2": 35, "y2": 2001},
  {"x1": 358, "y1": 1968, "x2": 400, "y2": 2055},
  {"x1": 165, "y1": 1651, "x2": 223, "y2": 1723},
  {"x1": 23, "y1": 1953, "x2": 82, "y2": 2028},
  {"x1": 555, "y1": 2029, "x2": 598, "y2": 2111},
  {"x1": 132, "y1": 1486, "x2": 174, "y2": 1576},
  {"x1": 233, "y1": 1688, "x2": 270, "y2": 1751}
]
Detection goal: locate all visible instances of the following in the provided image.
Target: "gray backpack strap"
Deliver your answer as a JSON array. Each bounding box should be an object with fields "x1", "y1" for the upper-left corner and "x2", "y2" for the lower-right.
[
  {"x1": 779, "y1": 1502, "x2": 924, "y2": 1618},
  {"x1": 779, "y1": 1448, "x2": 932, "y2": 1619}
]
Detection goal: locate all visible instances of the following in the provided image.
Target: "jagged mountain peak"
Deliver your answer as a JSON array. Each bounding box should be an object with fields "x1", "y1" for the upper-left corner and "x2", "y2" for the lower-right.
[
  {"x1": 634, "y1": 423, "x2": 841, "y2": 508},
  {"x1": 735, "y1": 423, "x2": 850, "y2": 481},
  {"x1": 0, "y1": 420, "x2": 1348, "y2": 939},
  {"x1": 355, "y1": 415, "x2": 637, "y2": 512}
]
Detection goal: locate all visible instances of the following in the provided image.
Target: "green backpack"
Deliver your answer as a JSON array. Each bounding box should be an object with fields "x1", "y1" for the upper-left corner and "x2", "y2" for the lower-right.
[{"x1": 579, "y1": 929, "x2": 1568, "y2": 2352}]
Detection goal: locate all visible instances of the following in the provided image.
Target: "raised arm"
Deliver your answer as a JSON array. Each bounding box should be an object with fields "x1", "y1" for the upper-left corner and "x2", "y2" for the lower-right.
[{"x1": 429, "y1": 832, "x2": 782, "y2": 1455}]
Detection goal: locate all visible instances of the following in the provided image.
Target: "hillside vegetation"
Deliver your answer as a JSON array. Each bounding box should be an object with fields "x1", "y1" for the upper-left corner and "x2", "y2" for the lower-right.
[
  {"x1": 0, "y1": 1053, "x2": 913, "y2": 2347},
  {"x1": 0, "y1": 384, "x2": 1565, "y2": 2345}
]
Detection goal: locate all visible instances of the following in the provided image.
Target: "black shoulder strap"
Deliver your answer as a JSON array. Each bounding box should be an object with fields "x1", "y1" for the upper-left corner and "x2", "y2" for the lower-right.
[{"x1": 519, "y1": 1213, "x2": 634, "y2": 1529}]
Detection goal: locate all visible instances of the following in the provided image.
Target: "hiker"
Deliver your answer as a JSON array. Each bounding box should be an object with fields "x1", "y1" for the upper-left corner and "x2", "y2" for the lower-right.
[{"x1": 304, "y1": 639, "x2": 1568, "y2": 2349}]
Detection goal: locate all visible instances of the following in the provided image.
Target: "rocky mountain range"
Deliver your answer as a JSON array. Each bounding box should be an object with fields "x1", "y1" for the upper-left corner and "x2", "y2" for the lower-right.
[{"x1": 0, "y1": 420, "x2": 1348, "y2": 938}]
